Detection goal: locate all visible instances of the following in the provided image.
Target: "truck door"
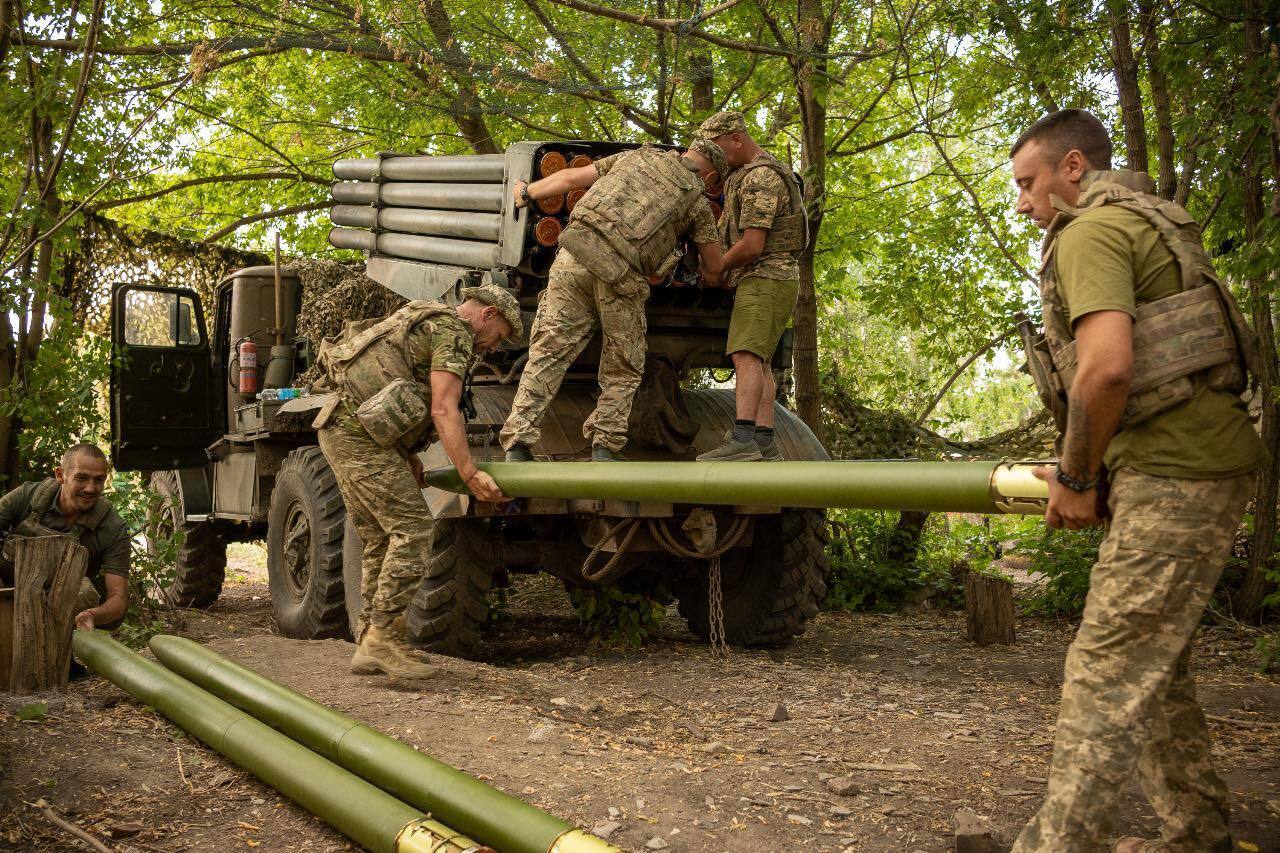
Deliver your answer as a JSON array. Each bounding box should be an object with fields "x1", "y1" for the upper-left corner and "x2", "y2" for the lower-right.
[{"x1": 110, "y1": 284, "x2": 218, "y2": 470}]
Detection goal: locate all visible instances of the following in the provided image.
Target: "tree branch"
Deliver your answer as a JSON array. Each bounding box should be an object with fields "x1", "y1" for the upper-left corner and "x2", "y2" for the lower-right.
[
  {"x1": 203, "y1": 201, "x2": 328, "y2": 242},
  {"x1": 542, "y1": 0, "x2": 799, "y2": 57},
  {"x1": 93, "y1": 171, "x2": 329, "y2": 211},
  {"x1": 914, "y1": 329, "x2": 1015, "y2": 425}
]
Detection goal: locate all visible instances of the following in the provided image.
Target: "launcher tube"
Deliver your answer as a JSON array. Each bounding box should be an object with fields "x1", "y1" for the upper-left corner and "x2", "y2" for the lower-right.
[
  {"x1": 149, "y1": 635, "x2": 619, "y2": 853},
  {"x1": 331, "y1": 205, "x2": 502, "y2": 241},
  {"x1": 71, "y1": 631, "x2": 486, "y2": 853},
  {"x1": 331, "y1": 181, "x2": 504, "y2": 212},
  {"x1": 334, "y1": 155, "x2": 506, "y2": 183},
  {"x1": 328, "y1": 228, "x2": 502, "y2": 269},
  {"x1": 425, "y1": 460, "x2": 1051, "y2": 515}
]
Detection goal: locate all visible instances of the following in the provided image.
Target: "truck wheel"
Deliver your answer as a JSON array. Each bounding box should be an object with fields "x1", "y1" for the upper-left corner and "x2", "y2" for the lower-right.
[
  {"x1": 268, "y1": 447, "x2": 349, "y2": 639},
  {"x1": 405, "y1": 518, "x2": 494, "y2": 659},
  {"x1": 149, "y1": 470, "x2": 226, "y2": 608},
  {"x1": 676, "y1": 509, "x2": 828, "y2": 648}
]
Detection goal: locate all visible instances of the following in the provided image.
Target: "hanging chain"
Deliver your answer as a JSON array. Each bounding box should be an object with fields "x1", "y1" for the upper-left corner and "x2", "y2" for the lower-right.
[{"x1": 707, "y1": 555, "x2": 729, "y2": 657}]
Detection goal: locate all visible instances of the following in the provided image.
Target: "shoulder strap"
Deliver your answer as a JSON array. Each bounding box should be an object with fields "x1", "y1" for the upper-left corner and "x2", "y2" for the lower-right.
[{"x1": 29, "y1": 479, "x2": 61, "y2": 518}]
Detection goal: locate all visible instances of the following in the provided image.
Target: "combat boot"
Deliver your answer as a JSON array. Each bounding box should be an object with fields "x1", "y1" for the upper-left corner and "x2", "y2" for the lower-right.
[
  {"x1": 505, "y1": 443, "x2": 534, "y2": 462},
  {"x1": 591, "y1": 445, "x2": 626, "y2": 462},
  {"x1": 350, "y1": 625, "x2": 439, "y2": 680},
  {"x1": 696, "y1": 431, "x2": 763, "y2": 462}
]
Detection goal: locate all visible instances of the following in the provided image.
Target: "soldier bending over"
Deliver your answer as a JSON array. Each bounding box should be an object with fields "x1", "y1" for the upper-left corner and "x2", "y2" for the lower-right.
[{"x1": 313, "y1": 287, "x2": 519, "y2": 679}]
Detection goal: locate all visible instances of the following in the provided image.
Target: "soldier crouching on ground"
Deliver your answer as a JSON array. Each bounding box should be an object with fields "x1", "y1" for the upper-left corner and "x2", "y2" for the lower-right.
[
  {"x1": 500, "y1": 138, "x2": 726, "y2": 462},
  {"x1": 694, "y1": 111, "x2": 807, "y2": 462},
  {"x1": 1007, "y1": 109, "x2": 1265, "y2": 853},
  {"x1": 312, "y1": 286, "x2": 520, "y2": 680},
  {"x1": 0, "y1": 443, "x2": 129, "y2": 632}
]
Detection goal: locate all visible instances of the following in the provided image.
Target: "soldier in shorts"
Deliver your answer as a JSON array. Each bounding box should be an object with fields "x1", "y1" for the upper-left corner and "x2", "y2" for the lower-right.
[
  {"x1": 501, "y1": 140, "x2": 725, "y2": 462},
  {"x1": 693, "y1": 111, "x2": 807, "y2": 461},
  {"x1": 1008, "y1": 109, "x2": 1265, "y2": 853},
  {"x1": 312, "y1": 286, "x2": 519, "y2": 679}
]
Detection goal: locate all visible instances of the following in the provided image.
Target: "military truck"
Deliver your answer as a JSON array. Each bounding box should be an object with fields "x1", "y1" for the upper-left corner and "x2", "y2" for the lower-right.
[{"x1": 110, "y1": 141, "x2": 829, "y2": 658}]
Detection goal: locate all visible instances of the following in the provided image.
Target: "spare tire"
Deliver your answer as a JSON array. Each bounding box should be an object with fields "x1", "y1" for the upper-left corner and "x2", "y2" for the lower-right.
[
  {"x1": 148, "y1": 470, "x2": 226, "y2": 609},
  {"x1": 267, "y1": 447, "x2": 349, "y2": 639}
]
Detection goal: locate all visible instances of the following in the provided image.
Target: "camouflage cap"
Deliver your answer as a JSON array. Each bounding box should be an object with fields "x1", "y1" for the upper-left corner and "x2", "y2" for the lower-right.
[
  {"x1": 461, "y1": 285, "x2": 524, "y2": 343},
  {"x1": 696, "y1": 110, "x2": 748, "y2": 140},
  {"x1": 687, "y1": 138, "x2": 729, "y2": 180}
]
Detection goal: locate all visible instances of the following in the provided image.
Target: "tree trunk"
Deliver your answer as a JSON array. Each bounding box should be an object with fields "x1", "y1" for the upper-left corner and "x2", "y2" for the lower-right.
[
  {"x1": 886, "y1": 510, "x2": 928, "y2": 571},
  {"x1": 10, "y1": 535, "x2": 89, "y2": 692},
  {"x1": 1108, "y1": 0, "x2": 1148, "y2": 172},
  {"x1": 792, "y1": 0, "x2": 828, "y2": 441},
  {"x1": 1138, "y1": 0, "x2": 1176, "y2": 198},
  {"x1": 1237, "y1": 0, "x2": 1279, "y2": 621},
  {"x1": 421, "y1": 0, "x2": 499, "y2": 154},
  {"x1": 690, "y1": 51, "x2": 713, "y2": 114},
  {"x1": 965, "y1": 572, "x2": 1015, "y2": 646}
]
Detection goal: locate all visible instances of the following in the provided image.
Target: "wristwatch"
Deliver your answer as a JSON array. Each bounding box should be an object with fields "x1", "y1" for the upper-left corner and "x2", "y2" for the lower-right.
[
  {"x1": 516, "y1": 184, "x2": 531, "y2": 208},
  {"x1": 1055, "y1": 465, "x2": 1098, "y2": 493}
]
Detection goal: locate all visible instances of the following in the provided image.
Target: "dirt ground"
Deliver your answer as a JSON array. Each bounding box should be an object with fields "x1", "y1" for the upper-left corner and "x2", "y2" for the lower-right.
[{"x1": 2, "y1": 547, "x2": 1278, "y2": 853}]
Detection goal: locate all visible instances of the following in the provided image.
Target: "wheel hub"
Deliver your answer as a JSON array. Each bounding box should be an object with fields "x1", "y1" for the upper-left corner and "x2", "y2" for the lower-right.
[{"x1": 281, "y1": 501, "x2": 313, "y2": 598}]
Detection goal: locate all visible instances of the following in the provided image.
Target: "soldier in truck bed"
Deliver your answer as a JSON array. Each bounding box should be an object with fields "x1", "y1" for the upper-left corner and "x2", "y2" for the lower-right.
[
  {"x1": 500, "y1": 139, "x2": 727, "y2": 462},
  {"x1": 311, "y1": 286, "x2": 520, "y2": 680},
  {"x1": 694, "y1": 110, "x2": 807, "y2": 462}
]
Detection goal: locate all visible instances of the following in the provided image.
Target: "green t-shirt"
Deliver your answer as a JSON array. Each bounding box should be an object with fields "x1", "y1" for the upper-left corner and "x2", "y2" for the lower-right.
[{"x1": 1054, "y1": 204, "x2": 1264, "y2": 479}]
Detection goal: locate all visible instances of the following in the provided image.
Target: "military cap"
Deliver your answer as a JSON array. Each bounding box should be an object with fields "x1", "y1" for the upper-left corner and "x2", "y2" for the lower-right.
[
  {"x1": 462, "y1": 284, "x2": 524, "y2": 343},
  {"x1": 687, "y1": 138, "x2": 729, "y2": 180},
  {"x1": 696, "y1": 110, "x2": 748, "y2": 140}
]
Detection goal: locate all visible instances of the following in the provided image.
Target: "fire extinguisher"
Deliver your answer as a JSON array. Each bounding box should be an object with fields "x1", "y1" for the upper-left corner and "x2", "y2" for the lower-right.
[{"x1": 237, "y1": 339, "x2": 258, "y2": 395}]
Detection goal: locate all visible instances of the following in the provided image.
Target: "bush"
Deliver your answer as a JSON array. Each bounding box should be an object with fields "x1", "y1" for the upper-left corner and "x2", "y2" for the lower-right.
[
  {"x1": 568, "y1": 585, "x2": 666, "y2": 648},
  {"x1": 1006, "y1": 515, "x2": 1101, "y2": 616},
  {"x1": 109, "y1": 472, "x2": 181, "y2": 647}
]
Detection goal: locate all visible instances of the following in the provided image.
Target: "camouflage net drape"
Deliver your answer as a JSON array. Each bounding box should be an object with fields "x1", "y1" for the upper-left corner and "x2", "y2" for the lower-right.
[{"x1": 67, "y1": 212, "x2": 268, "y2": 334}]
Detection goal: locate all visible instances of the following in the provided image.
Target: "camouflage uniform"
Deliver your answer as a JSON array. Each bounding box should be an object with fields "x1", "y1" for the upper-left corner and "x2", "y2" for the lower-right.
[
  {"x1": 501, "y1": 147, "x2": 719, "y2": 453},
  {"x1": 1013, "y1": 470, "x2": 1253, "y2": 853},
  {"x1": 1013, "y1": 171, "x2": 1263, "y2": 853},
  {"x1": 314, "y1": 305, "x2": 473, "y2": 637}
]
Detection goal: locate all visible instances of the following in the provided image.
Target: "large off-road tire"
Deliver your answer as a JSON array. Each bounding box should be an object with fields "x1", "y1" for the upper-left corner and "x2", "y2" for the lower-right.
[
  {"x1": 405, "y1": 518, "x2": 495, "y2": 659},
  {"x1": 676, "y1": 509, "x2": 828, "y2": 647},
  {"x1": 267, "y1": 447, "x2": 349, "y2": 639},
  {"x1": 149, "y1": 470, "x2": 226, "y2": 608}
]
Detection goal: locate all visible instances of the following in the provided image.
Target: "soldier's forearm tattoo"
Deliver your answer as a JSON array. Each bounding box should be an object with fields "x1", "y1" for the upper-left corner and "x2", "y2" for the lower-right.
[{"x1": 1062, "y1": 396, "x2": 1094, "y2": 478}]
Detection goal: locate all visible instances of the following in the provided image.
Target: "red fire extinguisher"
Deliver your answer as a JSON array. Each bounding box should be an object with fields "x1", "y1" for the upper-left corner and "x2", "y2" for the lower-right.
[{"x1": 237, "y1": 339, "x2": 258, "y2": 395}]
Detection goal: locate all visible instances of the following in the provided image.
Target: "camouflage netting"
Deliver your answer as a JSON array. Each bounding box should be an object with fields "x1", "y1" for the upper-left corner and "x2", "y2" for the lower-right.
[
  {"x1": 70, "y1": 212, "x2": 267, "y2": 334},
  {"x1": 288, "y1": 258, "x2": 407, "y2": 387}
]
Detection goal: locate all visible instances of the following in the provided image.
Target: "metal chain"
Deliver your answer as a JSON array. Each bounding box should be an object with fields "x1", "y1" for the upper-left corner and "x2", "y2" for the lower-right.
[{"x1": 707, "y1": 555, "x2": 729, "y2": 657}]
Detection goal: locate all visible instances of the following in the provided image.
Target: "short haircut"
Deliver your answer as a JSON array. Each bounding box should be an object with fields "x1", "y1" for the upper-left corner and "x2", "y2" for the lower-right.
[
  {"x1": 60, "y1": 443, "x2": 110, "y2": 470},
  {"x1": 1010, "y1": 109, "x2": 1113, "y2": 171}
]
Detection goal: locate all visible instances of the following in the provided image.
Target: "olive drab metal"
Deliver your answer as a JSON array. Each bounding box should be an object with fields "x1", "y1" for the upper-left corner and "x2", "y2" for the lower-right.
[
  {"x1": 556, "y1": 144, "x2": 706, "y2": 283},
  {"x1": 720, "y1": 152, "x2": 808, "y2": 255},
  {"x1": 312, "y1": 300, "x2": 459, "y2": 448},
  {"x1": 1029, "y1": 170, "x2": 1259, "y2": 430}
]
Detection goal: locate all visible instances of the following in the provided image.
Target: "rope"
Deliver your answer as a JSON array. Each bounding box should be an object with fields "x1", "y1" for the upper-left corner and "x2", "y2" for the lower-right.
[{"x1": 579, "y1": 517, "x2": 645, "y2": 584}]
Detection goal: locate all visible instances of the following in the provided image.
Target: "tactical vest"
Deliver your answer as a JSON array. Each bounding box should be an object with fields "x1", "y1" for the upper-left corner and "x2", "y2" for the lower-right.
[
  {"x1": 1027, "y1": 170, "x2": 1258, "y2": 432},
  {"x1": 313, "y1": 301, "x2": 460, "y2": 448},
  {"x1": 0, "y1": 479, "x2": 111, "y2": 577},
  {"x1": 558, "y1": 145, "x2": 706, "y2": 284},
  {"x1": 721, "y1": 152, "x2": 808, "y2": 255}
]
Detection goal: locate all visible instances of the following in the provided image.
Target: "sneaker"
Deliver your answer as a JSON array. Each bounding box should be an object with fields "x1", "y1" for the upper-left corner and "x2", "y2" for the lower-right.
[
  {"x1": 757, "y1": 442, "x2": 784, "y2": 461},
  {"x1": 504, "y1": 443, "x2": 534, "y2": 462},
  {"x1": 591, "y1": 446, "x2": 626, "y2": 461},
  {"x1": 349, "y1": 625, "x2": 439, "y2": 680},
  {"x1": 696, "y1": 431, "x2": 764, "y2": 462}
]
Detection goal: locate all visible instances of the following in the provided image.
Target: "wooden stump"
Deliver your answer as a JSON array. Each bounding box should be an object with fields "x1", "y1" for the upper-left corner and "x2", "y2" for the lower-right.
[
  {"x1": 965, "y1": 572, "x2": 1015, "y2": 646},
  {"x1": 10, "y1": 535, "x2": 89, "y2": 692}
]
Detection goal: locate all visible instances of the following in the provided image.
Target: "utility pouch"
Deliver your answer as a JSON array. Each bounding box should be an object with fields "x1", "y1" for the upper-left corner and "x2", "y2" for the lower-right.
[{"x1": 355, "y1": 379, "x2": 429, "y2": 449}]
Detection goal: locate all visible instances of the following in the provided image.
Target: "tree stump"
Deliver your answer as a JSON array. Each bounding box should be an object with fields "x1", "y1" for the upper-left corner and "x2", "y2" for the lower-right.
[
  {"x1": 965, "y1": 572, "x2": 1015, "y2": 646},
  {"x1": 10, "y1": 535, "x2": 89, "y2": 692}
]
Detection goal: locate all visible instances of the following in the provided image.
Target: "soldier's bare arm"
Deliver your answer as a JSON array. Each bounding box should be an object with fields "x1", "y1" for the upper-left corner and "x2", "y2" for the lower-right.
[
  {"x1": 1037, "y1": 309, "x2": 1133, "y2": 530},
  {"x1": 429, "y1": 369, "x2": 509, "y2": 503},
  {"x1": 76, "y1": 573, "x2": 127, "y2": 631},
  {"x1": 722, "y1": 227, "x2": 766, "y2": 273},
  {"x1": 696, "y1": 240, "x2": 725, "y2": 286},
  {"x1": 513, "y1": 165, "x2": 601, "y2": 208}
]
